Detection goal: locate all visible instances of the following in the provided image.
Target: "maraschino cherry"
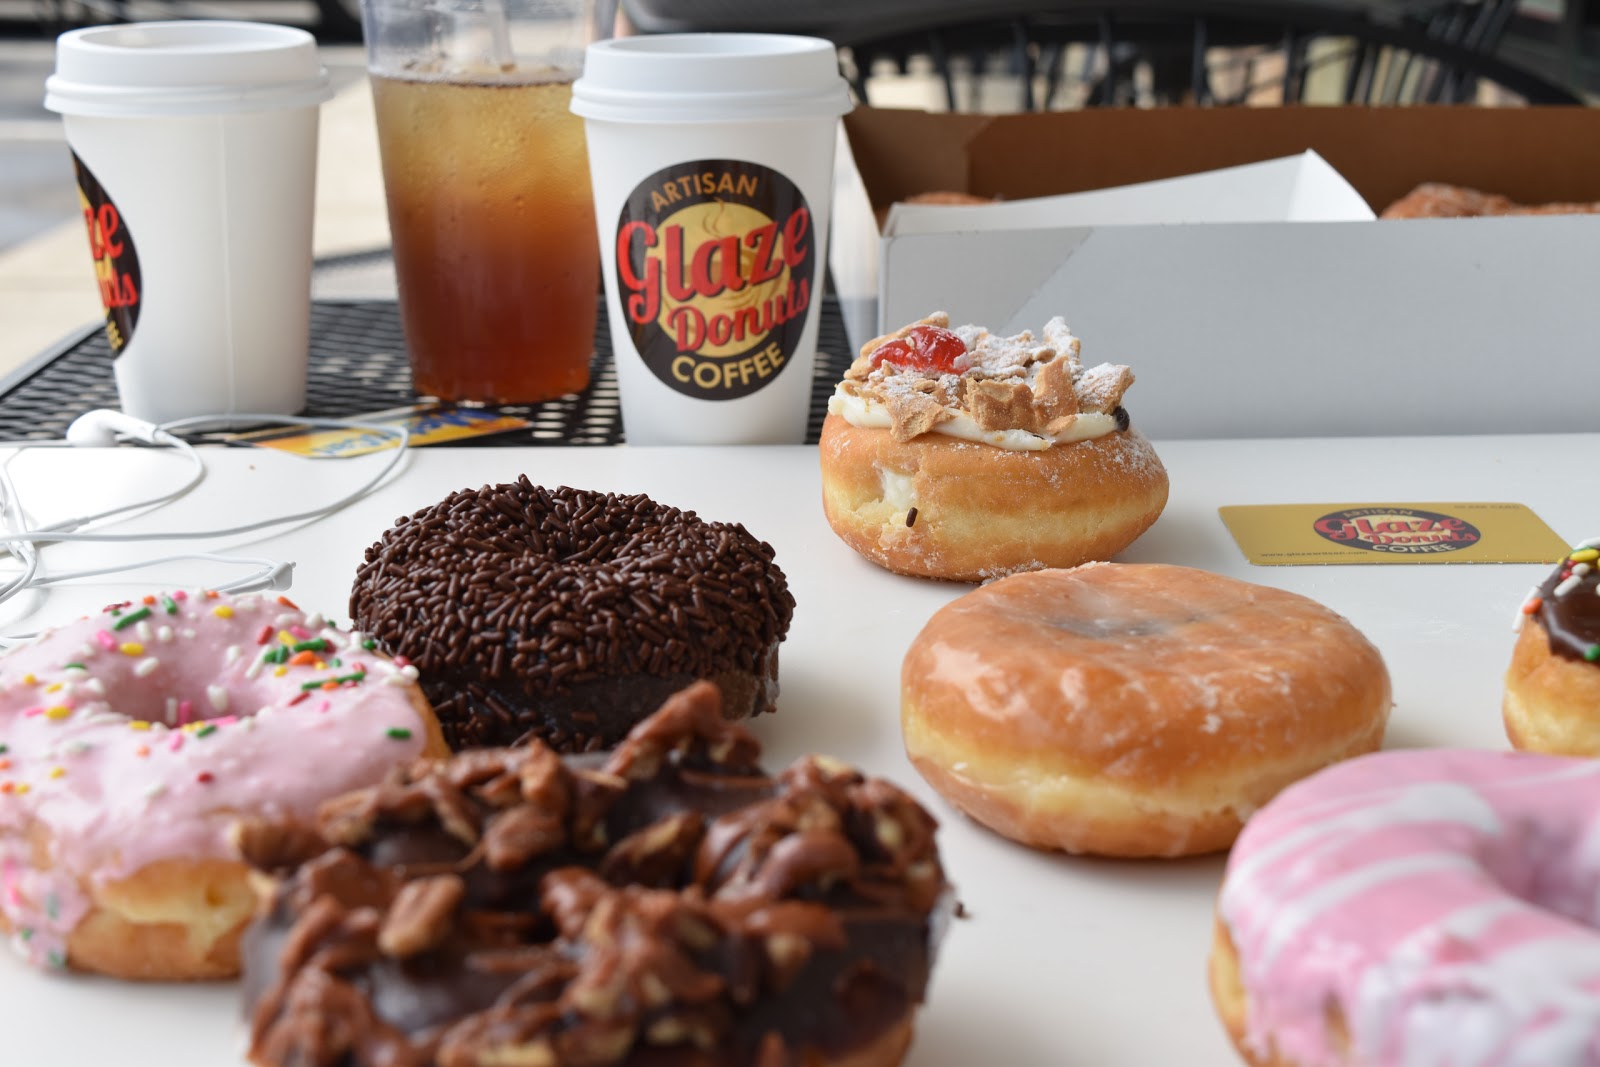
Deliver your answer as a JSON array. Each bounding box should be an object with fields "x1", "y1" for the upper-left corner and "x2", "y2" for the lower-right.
[{"x1": 868, "y1": 325, "x2": 970, "y2": 374}]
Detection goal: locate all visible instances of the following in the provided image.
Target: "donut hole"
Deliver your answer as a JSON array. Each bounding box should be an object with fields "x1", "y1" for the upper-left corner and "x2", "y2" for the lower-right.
[
  {"x1": 98, "y1": 678, "x2": 264, "y2": 731},
  {"x1": 78, "y1": 622, "x2": 349, "y2": 727}
]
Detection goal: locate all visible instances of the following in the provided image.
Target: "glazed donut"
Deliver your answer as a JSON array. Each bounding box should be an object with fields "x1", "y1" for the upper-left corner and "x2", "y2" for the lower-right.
[
  {"x1": 1505, "y1": 537, "x2": 1600, "y2": 755},
  {"x1": 819, "y1": 312, "x2": 1168, "y2": 582},
  {"x1": 1382, "y1": 182, "x2": 1600, "y2": 219},
  {"x1": 239, "y1": 681, "x2": 951, "y2": 1067},
  {"x1": 1212, "y1": 748, "x2": 1600, "y2": 1067},
  {"x1": 0, "y1": 591, "x2": 444, "y2": 979},
  {"x1": 900, "y1": 563, "x2": 1391, "y2": 857},
  {"x1": 350, "y1": 478, "x2": 796, "y2": 753},
  {"x1": 874, "y1": 191, "x2": 997, "y2": 229}
]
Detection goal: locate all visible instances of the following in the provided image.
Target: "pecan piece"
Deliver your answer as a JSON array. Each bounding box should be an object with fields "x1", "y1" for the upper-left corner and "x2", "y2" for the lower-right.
[
  {"x1": 317, "y1": 790, "x2": 379, "y2": 847},
  {"x1": 484, "y1": 803, "x2": 568, "y2": 870},
  {"x1": 232, "y1": 817, "x2": 326, "y2": 873},
  {"x1": 600, "y1": 812, "x2": 704, "y2": 887},
  {"x1": 378, "y1": 873, "x2": 465, "y2": 958}
]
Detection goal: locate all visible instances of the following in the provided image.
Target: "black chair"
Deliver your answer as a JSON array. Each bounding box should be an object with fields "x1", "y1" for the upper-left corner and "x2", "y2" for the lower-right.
[{"x1": 621, "y1": 0, "x2": 1586, "y2": 106}]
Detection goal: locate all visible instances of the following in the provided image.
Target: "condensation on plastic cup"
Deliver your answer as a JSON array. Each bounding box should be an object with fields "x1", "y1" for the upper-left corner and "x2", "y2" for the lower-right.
[
  {"x1": 44, "y1": 22, "x2": 333, "y2": 422},
  {"x1": 572, "y1": 34, "x2": 852, "y2": 446}
]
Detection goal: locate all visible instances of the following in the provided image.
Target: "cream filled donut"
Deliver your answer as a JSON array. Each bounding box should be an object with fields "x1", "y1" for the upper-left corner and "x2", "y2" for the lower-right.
[
  {"x1": 0, "y1": 591, "x2": 445, "y2": 979},
  {"x1": 1505, "y1": 537, "x2": 1600, "y2": 755},
  {"x1": 819, "y1": 312, "x2": 1168, "y2": 582},
  {"x1": 1213, "y1": 749, "x2": 1600, "y2": 1067},
  {"x1": 901, "y1": 564, "x2": 1390, "y2": 857}
]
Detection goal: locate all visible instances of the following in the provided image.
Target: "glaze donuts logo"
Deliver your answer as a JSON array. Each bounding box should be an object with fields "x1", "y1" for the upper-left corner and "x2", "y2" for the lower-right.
[
  {"x1": 615, "y1": 160, "x2": 812, "y2": 400},
  {"x1": 1313, "y1": 507, "x2": 1482, "y2": 554},
  {"x1": 72, "y1": 152, "x2": 141, "y2": 355}
]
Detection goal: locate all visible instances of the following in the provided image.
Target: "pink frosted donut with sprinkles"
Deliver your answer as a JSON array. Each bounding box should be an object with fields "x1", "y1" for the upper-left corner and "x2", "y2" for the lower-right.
[
  {"x1": 1211, "y1": 748, "x2": 1600, "y2": 1067},
  {"x1": 1506, "y1": 536, "x2": 1600, "y2": 756},
  {"x1": 0, "y1": 590, "x2": 445, "y2": 979}
]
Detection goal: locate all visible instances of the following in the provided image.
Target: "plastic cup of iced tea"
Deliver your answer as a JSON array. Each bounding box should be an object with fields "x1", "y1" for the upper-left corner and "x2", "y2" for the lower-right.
[{"x1": 362, "y1": 0, "x2": 605, "y2": 405}]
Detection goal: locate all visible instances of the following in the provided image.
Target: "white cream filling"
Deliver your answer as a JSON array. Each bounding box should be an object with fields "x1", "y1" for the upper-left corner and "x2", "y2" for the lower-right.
[
  {"x1": 827, "y1": 388, "x2": 1117, "y2": 452},
  {"x1": 879, "y1": 468, "x2": 916, "y2": 511}
]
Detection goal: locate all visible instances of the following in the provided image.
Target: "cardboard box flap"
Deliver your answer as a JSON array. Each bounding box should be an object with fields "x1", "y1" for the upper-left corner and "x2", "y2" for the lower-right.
[
  {"x1": 839, "y1": 107, "x2": 991, "y2": 207},
  {"x1": 882, "y1": 150, "x2": 1374, "y2": 234},
  {"x1": 845, "y1": 105, "x2": 1600, "y2": 213}
]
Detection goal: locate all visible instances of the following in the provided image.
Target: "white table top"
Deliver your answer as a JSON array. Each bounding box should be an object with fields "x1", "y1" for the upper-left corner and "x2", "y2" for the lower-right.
[{"x1": 0, "y1": 433, "x2": 1591, "y2": 1066}]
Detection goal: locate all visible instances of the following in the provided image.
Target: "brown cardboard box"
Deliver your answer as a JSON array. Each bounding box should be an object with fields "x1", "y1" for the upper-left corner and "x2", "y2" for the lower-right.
[
  {"x1": 844, "y1": 105, "x2": 1600, "y2": 215},
  {"x1": 830, "y1": 106, "x2": 1600, "y2": 439}
]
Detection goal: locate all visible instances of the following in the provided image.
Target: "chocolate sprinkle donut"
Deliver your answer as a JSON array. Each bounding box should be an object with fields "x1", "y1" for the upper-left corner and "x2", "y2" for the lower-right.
[
  {"x1": 238, "y1": 682, "x2": 951, "y2": 1067},
  {"x1": 349, "y1": 479, "x2": 796, "y2": 752}
]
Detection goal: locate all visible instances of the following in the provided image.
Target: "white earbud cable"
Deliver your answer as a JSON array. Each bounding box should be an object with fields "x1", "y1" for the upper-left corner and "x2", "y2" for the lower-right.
[
  {"x1": 3, "y1": 414, "x2": 409, "y2": 544},
  {"x1": 0, "y1": 413, "x2": 411, "y2": 620}
]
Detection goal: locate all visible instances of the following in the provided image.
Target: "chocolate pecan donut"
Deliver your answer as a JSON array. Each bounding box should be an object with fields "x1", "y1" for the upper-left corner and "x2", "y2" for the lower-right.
[
  {"x1": 350, "y1": 479, "x2": 796, "y2": 752},
  {"x1": 238, "y1": 682, "x2": 951, "y2": 1067}
]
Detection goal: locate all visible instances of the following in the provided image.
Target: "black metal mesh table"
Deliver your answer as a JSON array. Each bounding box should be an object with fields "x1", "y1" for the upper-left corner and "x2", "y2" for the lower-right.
[{"x1": 0, "y1": 297, "x2": 856, "y2": 445}]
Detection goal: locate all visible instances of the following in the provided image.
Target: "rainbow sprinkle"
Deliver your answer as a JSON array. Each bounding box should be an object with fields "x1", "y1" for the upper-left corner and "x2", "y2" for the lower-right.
[
  {"x1": 386, "y1": 727, "x2": 412, "y2": 740},
  {"x1": 112, "y1": 606, "x2": 151, "y2": 631}
]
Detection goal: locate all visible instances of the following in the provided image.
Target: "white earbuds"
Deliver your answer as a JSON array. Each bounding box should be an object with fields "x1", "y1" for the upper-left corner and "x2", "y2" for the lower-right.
[
  {"x1": 65, "y1": 410, "x2": 174, "y2": 448},
  {"x1": 0, "y1": 410, "x2": 411, "y2": 628}
]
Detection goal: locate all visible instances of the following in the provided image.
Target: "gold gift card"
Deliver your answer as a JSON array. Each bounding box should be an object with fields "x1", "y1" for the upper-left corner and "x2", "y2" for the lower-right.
[
  {"x1": 229, "y1": 405, "x2": 532, "y2": 458},
  {"x1": 1219, "y1": 503, "x2": 1568, "y2": 565}
]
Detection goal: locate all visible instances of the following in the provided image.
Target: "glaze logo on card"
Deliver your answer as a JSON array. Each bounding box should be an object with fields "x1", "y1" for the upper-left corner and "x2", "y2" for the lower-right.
[
  {"x1": 72, "y1": 152, "x2": 141, "y2": 355},
  {"x1": 615, "y1": 160, "x2": 812, "y2": 400},
  {"x1": 1312, "y1": 507, "x2": 1482, "y2": 554}
]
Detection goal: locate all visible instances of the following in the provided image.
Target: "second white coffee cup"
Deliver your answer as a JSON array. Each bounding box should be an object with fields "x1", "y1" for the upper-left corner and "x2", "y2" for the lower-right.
[
  {"x1": 45, "y1": 21, "x2": 332, "y2": 424},
  {"x1": 572, "y1": 34, "x2": 852, "y2": 446}
]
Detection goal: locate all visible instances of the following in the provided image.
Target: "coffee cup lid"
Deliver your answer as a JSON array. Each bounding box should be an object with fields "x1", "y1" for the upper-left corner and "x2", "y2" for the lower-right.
[
  {"x1": 570, "y1": 34, "x2": 852, "y2": 124},
  {"x1": 45, "y1": 21, "x2": 333, "y2": 118}
]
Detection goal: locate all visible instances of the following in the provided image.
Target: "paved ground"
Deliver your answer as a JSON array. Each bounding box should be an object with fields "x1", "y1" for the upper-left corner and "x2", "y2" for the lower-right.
[
  {"x1": 0, "y1": 30, "x2": 366, "y2": 254},
  {"x1": 0, "y1": 40, "x2": 78, "y2": 252}
]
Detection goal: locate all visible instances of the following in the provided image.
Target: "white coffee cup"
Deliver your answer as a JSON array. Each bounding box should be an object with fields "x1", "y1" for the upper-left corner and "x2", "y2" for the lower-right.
[
  {"x1": 571, "y1": 34, "x2": 852, "y2": 446},
  {"x1": 45, "y1": 22, "x2": 333, "y2": 424}
]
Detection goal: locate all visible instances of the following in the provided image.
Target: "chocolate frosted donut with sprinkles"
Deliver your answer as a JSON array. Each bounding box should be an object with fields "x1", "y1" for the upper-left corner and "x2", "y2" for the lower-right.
[
  {"x1": 1504, "y1": 536, "x2": 1600, "y2": 755},
  {"x1": 0, "y1": 590, "x2": 445, "y2": 980},
  {"x1": 349, "y1": 478, "x2": 796, "y2": 753}
]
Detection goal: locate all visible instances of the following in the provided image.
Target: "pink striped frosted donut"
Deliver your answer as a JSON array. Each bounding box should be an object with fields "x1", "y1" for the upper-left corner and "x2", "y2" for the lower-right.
[
  {"x1": 1212, "y1": 749, "x2": 1600, "y2": 1067},
  {"x1": 0, "y1": 590, "x2": 445, "y2": 979}
]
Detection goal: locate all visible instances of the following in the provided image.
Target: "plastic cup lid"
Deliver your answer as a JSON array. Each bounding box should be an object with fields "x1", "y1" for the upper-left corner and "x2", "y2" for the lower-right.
[
  {"x1": 570, "y1": 33, "x2": 852, "y2": 124},
  {"x1": 44, "y1": 21, "x2": 333, "y2": 118}
]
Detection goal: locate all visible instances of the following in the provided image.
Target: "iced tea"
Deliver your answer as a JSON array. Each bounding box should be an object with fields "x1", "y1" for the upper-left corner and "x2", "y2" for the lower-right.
[{"x1": 373, "y1": 75, "x2": 599, "y2": 404}]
